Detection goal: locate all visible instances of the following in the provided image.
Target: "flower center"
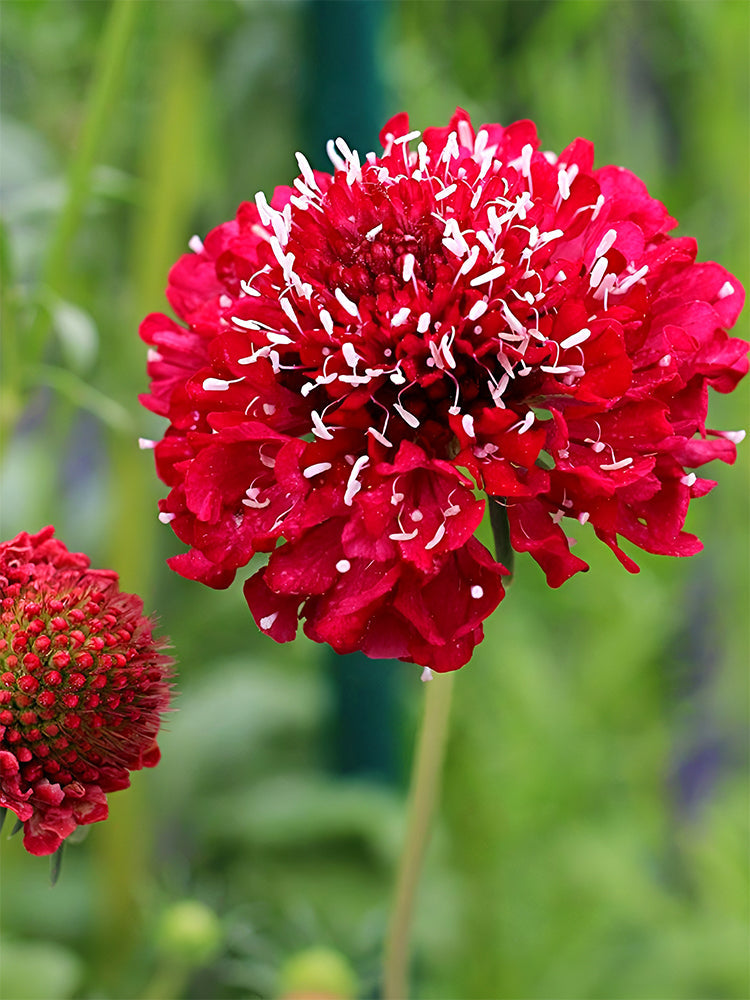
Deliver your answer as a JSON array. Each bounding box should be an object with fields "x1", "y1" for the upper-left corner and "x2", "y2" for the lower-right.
[{"x1": 0, "y1": 585, "x2": 164, "y2": 789}]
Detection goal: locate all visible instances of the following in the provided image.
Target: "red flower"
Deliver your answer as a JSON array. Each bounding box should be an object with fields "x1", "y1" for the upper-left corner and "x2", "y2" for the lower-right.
[
  {"x1": 0, "y1": 527, "x2": 172, "y2": 856},
  {"x1": 140, "y1": 109, "x2": 747, "y2": 671}
]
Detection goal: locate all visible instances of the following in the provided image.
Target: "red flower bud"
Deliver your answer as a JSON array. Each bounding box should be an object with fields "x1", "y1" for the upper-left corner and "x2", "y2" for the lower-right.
[{"x1": 1, "y1": 527, "x2": 172, "y2": 856}]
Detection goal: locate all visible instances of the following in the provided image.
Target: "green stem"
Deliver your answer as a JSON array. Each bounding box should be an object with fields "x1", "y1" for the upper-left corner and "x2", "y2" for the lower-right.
[
  {"x1": 140, "y1": 958, "x2": 190, "y2": 1000},
  {"x1": 26, "y1": 0, "x2": 140, "y2": 365},
  {"x1": 383, "y1": 671, "x2": 456, "y2": 999}
]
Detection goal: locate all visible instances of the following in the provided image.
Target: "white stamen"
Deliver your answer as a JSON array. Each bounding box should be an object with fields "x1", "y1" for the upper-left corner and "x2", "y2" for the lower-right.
[
  {"x1": 158, "y1": 511, "x2": 175, "y2": 524},
  {"x1": 394, "y1": 129, "x2": 421, "y2": 146},
  {"x1": 319, "y1": 308, "x2": 334, "y2": 336},
  {"x1": 231, "y1": 315, "x2": 272, "y2": 331},
  {"x1": 334, "y1": 136, "x2": 354, "y2": 162},
  {"x1": 720, "y1": 429, "x2": 746, "y2": 444},
  {"x1": 311, "y1": 411, "x2": 334, "y2": 440},
  {"x1": 457, "y1": 119, "x2": 473, "y2": 148},
  {"x1": 435, "y1": 183, "x2": 457, "y2": 201},
  {"x1": 345, "y1": 149, "x2": 361, "y2": 186},
  {"x1": 138, "y1": 437, "x2": 156, "y2": 450},
  {"x1": 614, "y1": 264, "x2": 649, "y2": 295},
  {"x1": 514, "y1": 411, "x2": 535, "y2": 434},
  {"x1": 254, "y1": 190, "x2": 273, "y2": 227},
  {"x1": 440, "y1": 131, "x2": 460, "y2": 163},
  {"x1": 589, "y1": 256, "x2": 609, "y2": 288},
  {"x1": 279, "y1": 297, "x2": 300, "y2": 328},
  {"x1": 718, "y1": 280, "x2": 734, "y2": 299},
  {"x1": 365, "y1": 223, "x2": 383, "y2": 240},
  {"x1": 424, "y1": 523, "x2": 446, "y2": 550},
  {"x1": 500, "y1": 301, "x2": 525, "y2": 336},
  {"x1": 594, "y1": 228, "x2": 618, "y2": 259},
  {"x1": 344, "y1": 455, "x2": 369, "y2": 505},
  {"x1": 342, "y1": 341, "x2": 359, "y2": 368},
  {"x1": 593, "y1": 272, "x2": 617, "y2": 304},
  {"x1": 267, "y1": 331, "x2": 295, "y2": 345},
  {"x1": 461, "y1": 414, "x2": 475, "y2": 438},
  {"x1": 335, "y1": 287, "x2": 359, "y2": 317},
  {"x1": 336, "y1": 559, "x2": 351, "y2": 573},
  {"x1": 295, "y1": 151, "x2": 318, "y2": 191},
  {"x1": 243, "y1": 490, "x2": 270, "y2": 510},
  {"x1": 519, "y1": 143, "x2": 533, "y2": 178},
  {"x1": 578, "y1": 511, "x2": 590, "y2": 525},
  {"x1": 420, "y1": 667, "x2": 434, "y2": 682},
  {"x1": 417, "y1": 312, "x2": 431, "y2": 334},
  {"x1": 325, "y1": 139, "x2": 345, "y2": 170},
  {"x1": 303, "y1": 462, "x2": 332, "y2": 479},
  {"x1": 468, "y1": 300, "x2": 488, "y2": 321},
  {"x1": 392, "y1": 307, "x2": 411, "y2": 327},
  {"x1": 188, "y1": 234, "x2": 204, "y2": 254},
  {"x1": 390, "y1": 529, "x2": 419, "y2": 541},
  {"x1": 681, "y1": 473, "x2": 697, "y2": 487},
  {"x1": 470, "y1": 585, "x2": 484, "y2": 599},
  {"x1": 402, "y1": 253, "x2": 416, "y2": 282},
  {"x1": 202, "y1": 378, "x2": 232, "y2": 391},
  {"x1": 410, "y1": 510, "x2": 424, "y2": 522},
  {"x1": 457, "y1": 245, "x2": 481, "y2": 278},
  {"x1": 259, "y1": 613, "x2": 278, "y2": 631},
  {"x1": 470, "y1": 265, "x2": 506, "y2": 287},
  {"x1": 394, "y1": 403, "x2": 420, "y2": 429},
  {"x1": 367, "y1": 426, "x2": 393, "y2": 447},
  {"x1": 600, "y1": 457, "x2": 634, "y2": 471},
  {"x1": 560, "y1": 328, "x2": 591, "y2": 350}
]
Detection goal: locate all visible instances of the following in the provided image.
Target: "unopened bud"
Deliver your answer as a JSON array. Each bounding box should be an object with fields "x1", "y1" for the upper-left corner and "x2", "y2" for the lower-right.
[
  {"x1": 277, "y1": 946, "x2": 358, "y2": 999},
  {"x1": 156, "y1": 900, "x2": 222, "y2": 968}
]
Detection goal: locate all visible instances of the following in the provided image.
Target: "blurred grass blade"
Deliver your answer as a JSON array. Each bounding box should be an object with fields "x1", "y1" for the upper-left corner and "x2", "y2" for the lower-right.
[
  {"x1": 27, "y1": 0, "x2": 141, "y2": 367},
  {"x1": 32, "y1": 363, "x2": 132, "y2": 432}
]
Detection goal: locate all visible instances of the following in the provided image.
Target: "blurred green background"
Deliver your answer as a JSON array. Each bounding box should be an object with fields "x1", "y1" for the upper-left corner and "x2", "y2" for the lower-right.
[{"x1": 1, "y1": 1, "x2": 748, "y2": 998}]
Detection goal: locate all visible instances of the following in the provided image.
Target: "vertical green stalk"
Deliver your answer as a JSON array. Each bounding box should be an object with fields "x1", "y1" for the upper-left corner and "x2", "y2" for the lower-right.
[
  {"x1": 26, "y1": 0, "x2": 140, "y2": 366},
  {"x1": 92, "y1": 18, "x2": 206, "y2": 992},
  {"x1": 383, "y1": 672, "x2": 456, "y2": 999}
]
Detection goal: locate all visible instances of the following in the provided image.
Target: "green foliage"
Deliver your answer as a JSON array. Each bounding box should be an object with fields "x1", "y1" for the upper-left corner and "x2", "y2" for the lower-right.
[{"x1": 0, "y1": 2, "x2": 747, "y2": 998}]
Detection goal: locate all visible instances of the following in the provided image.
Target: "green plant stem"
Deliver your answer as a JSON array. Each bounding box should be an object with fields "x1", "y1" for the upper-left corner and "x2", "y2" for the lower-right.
[
  {"x1": 140, "y1": 959, "x2": 190, "y2": 1000},
  {"x1": 26, "y1": 0, "x2": 140, "y2": 366},
  {"x1": 383, "y1": 671, "x2": 456, "y2": 999}
]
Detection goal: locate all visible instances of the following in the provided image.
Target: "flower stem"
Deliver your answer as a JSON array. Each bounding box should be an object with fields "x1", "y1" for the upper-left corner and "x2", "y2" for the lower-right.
[
  {"x1": 383, "y1": 670, "x2": 456, "y2": 999},
  {"x1": 26, "y1": 0, "x2": 140, "y2": 366}
]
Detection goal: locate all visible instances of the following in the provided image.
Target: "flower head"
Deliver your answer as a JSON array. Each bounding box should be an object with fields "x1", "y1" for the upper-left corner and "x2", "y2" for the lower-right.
[
  {"x1": 0, "y1": 527, "x2": 172, "y2": 856},
  {"x1": 141, "y1": 109, "x2": 747, "y2": 671}
]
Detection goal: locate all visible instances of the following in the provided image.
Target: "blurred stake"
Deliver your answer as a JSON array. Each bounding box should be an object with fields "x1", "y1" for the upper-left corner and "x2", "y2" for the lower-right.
[{"x1": 304, "y1": 0, "x2": 402, "y2": 785}]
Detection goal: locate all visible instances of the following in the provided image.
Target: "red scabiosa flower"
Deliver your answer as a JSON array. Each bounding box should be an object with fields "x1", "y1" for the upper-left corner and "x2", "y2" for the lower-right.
[
  {"x1": 0, "y1": 527, "x2": 172, "y2": 856},
  {"x1": 140, "y1": 108, "x2": 747, "y2": 671}
]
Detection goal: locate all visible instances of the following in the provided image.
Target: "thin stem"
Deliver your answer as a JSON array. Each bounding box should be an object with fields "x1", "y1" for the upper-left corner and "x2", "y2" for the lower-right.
[
  {"x1": 26, "y1": 0, "x2": 140, "y2": 366},
  {"x1": 383, "y1": 671, "x2": 456, "y2": 999}
]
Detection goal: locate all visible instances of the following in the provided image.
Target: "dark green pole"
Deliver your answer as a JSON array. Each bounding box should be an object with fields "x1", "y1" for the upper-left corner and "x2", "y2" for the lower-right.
[{"x1": 303, "y1": 0, "x2": 401, "y2": 784}]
